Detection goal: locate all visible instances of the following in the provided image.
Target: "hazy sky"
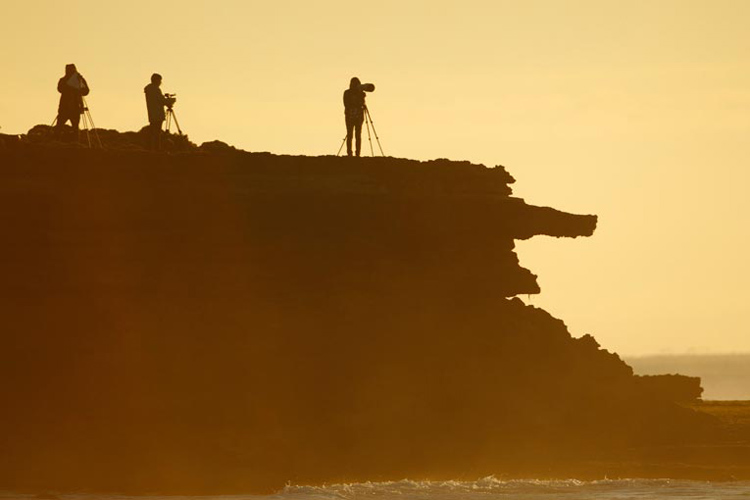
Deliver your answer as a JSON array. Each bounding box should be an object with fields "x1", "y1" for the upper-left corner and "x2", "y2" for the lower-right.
[{"x1": 2, "y1": 0, "x2": 749, "y2": 355}]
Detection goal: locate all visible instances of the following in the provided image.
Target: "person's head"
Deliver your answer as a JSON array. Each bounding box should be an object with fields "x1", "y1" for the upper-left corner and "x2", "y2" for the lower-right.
[
  {"x1": 65, "y1": 64, "x2": 77, "y2": 76},
  {"x1": 151, "y1": 73, "x2": 163, "y2": 86},
  {"x1": 349, "y1": 77, "x2": 361, "y2": 90}
]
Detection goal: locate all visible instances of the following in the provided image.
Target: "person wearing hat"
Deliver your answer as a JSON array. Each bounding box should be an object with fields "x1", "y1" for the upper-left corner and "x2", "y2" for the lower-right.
[
  {"x1": 55, "y1": 64, "x2": 90, "y2": 139},
  {"x1": 343, "y1": 76, "x2": 366, "y2": 157}
]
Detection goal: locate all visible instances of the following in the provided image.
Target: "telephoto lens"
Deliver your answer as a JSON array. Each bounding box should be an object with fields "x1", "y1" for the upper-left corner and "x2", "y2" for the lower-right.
[{"x1": 360, "y1": 83, "x2": 375, "y2": 92}]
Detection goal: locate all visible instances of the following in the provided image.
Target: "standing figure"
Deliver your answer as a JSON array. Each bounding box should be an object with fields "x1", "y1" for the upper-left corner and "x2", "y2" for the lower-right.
[
  {"x1": 343, "y1": 77, "x2": 366, "y2": 157},
  {"x1": 144, "y1": 73, "x2": 174, "y2": 151},
  {"x1": 55, "y1": 64, "x2": 90, "y2": 139}
]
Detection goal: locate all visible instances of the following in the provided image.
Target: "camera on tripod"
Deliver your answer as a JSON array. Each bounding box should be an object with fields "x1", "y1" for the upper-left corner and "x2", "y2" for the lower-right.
[
  {"x1": 164, "y1": 93, "x2": 177, "y2": 109},
  {"x1": 358, "y1": 83, "x2": 375, "y2": 92}
]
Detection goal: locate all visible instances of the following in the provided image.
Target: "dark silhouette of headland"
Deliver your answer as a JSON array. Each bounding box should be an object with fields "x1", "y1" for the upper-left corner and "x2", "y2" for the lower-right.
[{"x1": 1, "y1": 130, "x2": 749, "y2": 494}]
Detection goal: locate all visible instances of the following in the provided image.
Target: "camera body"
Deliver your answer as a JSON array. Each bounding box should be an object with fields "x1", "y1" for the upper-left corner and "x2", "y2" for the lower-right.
[
  {"x1": 164, "y1": 93, "x2": 177, "y2": 109},
  {"x1": 359, "y1": 83, "x2": 375, "y2": 92}
]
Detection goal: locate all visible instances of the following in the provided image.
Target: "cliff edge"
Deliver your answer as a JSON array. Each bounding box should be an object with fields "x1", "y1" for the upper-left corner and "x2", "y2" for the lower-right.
[{"x1": 0, "y1": 136, "x2": 734, "y2": 493}]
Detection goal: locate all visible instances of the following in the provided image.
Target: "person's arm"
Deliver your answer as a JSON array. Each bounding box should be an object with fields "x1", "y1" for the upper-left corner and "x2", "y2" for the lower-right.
[
  {"x1": 79, "y1": 75, "x2": 90, "y2": 96},
  {"x1": 57, "y1": 78, "x2": 65, "y2": 93}
]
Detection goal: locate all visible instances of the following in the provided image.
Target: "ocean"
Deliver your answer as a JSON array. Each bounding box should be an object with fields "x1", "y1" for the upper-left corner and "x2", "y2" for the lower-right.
[{"x1": 4, "y1": 478, "x2": 750, "y2": 500}]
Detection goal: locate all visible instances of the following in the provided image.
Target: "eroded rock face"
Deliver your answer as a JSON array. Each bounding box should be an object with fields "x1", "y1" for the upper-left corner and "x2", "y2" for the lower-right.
[{"x1": 0, "y1": 145, "x2": 713, "y2": 493}]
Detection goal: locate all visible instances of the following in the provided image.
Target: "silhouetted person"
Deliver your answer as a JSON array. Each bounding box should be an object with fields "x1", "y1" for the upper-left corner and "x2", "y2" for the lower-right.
[
  {"x1": 55, "y1": 64, "x2": 89, "y2": 140},
  {"x1": 144, "y1": 73, "x2": 173, "y2": 151},
  {"x1": 343, "y1": 77, "x2": 366, "y2": 157}
]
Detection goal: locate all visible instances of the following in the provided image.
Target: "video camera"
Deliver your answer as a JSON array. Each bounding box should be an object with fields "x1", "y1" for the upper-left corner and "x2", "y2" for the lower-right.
[
  {"x1": 359, "y1": 83, "x2": 375, "y2": 92},
  {"x1": 164, "y1": 93, "x2": 177, "y2": 109}
]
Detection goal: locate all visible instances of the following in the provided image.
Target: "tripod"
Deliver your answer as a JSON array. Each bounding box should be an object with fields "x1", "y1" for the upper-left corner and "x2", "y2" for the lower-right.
[
  {"x1": 80, "y1": 97, "x2": 103, "y2": 148},
  {"x1": 165, "y1": 106, "x2": 183, "y2": 135},
  {"x1": 337, "y1": 105, "x2": 385, "y2": 156},
  {"x1": 50, "y1": 96, "x2": 103, "y2": 148}
]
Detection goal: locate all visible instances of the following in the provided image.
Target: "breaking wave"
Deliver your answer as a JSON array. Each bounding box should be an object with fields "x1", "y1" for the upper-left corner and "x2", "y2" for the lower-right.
[
  {"x1": 278, "y1": 476, "x2": 749, "y2": 499},
  {"x1": 2, "y1": 477, "x2": 749, "y2": 500}
]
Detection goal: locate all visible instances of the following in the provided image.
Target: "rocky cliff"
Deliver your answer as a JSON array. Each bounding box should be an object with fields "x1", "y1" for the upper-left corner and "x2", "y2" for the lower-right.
[{"x1": 0, "y1": 137, "x2": 723, "y2": 493}]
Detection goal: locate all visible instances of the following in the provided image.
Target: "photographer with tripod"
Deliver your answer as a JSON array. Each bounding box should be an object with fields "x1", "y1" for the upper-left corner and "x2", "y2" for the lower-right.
[
  {"x1": 343, "y1": 77, "x2": 367, "y2": 157},
  {"x1": 55, "y1": 63, "x2": 90, "y2": 141},
  {"x1": 144, "y1": 73, "x2": 176, "y2": 151},
  {"x1": 341, "y1": 77, "x2": 382, "y2": 157}
]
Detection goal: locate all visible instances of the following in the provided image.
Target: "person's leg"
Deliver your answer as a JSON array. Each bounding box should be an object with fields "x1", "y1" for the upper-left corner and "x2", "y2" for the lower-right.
[
  {"x1": 149, "y1": 121, "x2": 163, "y2": 151},
  {"x1": 70, "y1": 113, "x2": 81, "y2": 142},
  {"x1": 354, "y1": 117, "x2": 363, "y2": 157},
  {"x1": 55, "y1": 112, "x2": 68, "y2": 136},
  {"x1": 149, "y1": 122, "x2": 156, "y2": 150},
  {"x1": 155, "y1": 121, "x2": 162, "y2": 151},
  {"x1": 346, "y1": 117, "x2": 355, "y2": 156},
  {"x1": 55, "y1": 112, "x2": 78, "y2": 141}
]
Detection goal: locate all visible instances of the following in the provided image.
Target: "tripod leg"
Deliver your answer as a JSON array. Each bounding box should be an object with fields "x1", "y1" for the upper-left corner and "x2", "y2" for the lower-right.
[
  {"x1": 364, "y1": 114, "x2": 374, "y2": 157},
  {"x1": 80, "y1": 112, "x2": 92, "y2": 148},
  {"x1": 165, "y1": 111, "x2": 171, "y2": 134},
  {"x1": 85, "y1": 109, "x2": 102, "y2": 148},
  {"x1": 80, "y1": 98, "x2": 103, "y2": 148},
  {"x1": 336, "y1": 136, "x2": 347, "y2": 156},
  {"x1": 365, "y1": 108, "x2": 385, "y2": 156},
  {"x1": 50, "y1": 116, "x2": 59, "y2": 141},
  {"x1": 87, "y1": 110, "x2": 103, "y2": 148},
  {"x1": 170, "y1": 110, "x2": 183, "y2": 136},
  {"x1": 80, "y1": 99, "x2": 90, "y2": 148}
]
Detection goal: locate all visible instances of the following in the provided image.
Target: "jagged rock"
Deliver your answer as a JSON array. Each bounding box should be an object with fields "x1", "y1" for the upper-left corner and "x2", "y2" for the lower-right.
[
  {"x1": 199, "y1": 139, "x2": 237, "y2": 153},
  {"x1": 25, "y1": 123, "x2": 197, "y2": 151}
]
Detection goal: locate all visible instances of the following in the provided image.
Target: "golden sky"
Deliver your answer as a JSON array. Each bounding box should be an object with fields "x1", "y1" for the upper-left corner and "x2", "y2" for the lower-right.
[{"x1": 2, "y1": 0, "x2": 749, "y2": 355}]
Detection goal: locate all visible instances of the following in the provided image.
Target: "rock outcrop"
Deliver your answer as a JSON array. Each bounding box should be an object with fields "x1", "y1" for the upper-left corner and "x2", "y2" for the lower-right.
[
  {"x1": 0, "y1": 139, "x2": 721, "y2": 493},
  {"x1": 636, "y1": 374, "x2": 704, "y2": 403}
]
